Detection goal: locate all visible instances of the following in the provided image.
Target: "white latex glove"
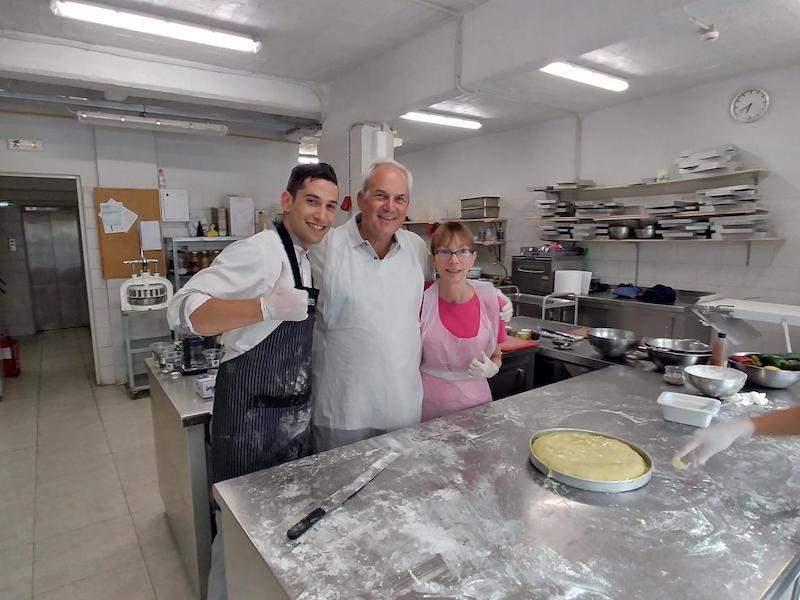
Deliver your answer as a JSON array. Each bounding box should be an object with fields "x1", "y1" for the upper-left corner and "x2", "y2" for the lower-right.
[
  {"x1": 497, "y1": 290, "x2": 513, "y2": 322},
  {"x1": 260, "y1": 263, "x2": 308, "y2": 322},
  {"x1": 468, "y1": 352, "x2": 500, "y2": 379},
  {"x1": 675, "y1": 418, "x2": 755, "y2": 467}
]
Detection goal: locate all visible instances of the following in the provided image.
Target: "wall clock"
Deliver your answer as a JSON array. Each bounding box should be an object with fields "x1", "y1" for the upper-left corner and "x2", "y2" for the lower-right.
[{"x1": 730, "y1": 88, "x2": 769, "y2": 123}]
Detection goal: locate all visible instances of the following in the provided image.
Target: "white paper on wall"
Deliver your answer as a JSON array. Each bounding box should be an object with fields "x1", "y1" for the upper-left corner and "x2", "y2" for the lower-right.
[
  {"x1": 139, "y1": 221, "x2": 162, "y2": 250},
  {"x1": 99, "y1": 198, "x2": 138, "y2": 234}
]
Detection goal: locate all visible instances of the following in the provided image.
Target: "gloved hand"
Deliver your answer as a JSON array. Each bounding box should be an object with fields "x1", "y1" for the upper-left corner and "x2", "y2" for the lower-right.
[
  {"x1": 497, "y1": 291, "x2": 514, "y2": 322},
  {"x1": 260, "y1": 263, "x2": 308, "y2": 322},
  {"x1": 468, "y1": 352, "x2": 500, "y2": 379},
  {"x1": 675, "y1": 418, "x2": 755, "y2": 467}
]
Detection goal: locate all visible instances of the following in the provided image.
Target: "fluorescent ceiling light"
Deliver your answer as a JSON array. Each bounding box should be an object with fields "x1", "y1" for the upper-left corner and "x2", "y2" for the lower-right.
[
  {"x1": 50, "y1": 0, "x2": 261, "y2": 53},
  {"x1": 400, "y1": 111, "x2": 482, "y2": 130},
  {"x1": 77, "y1": 111, "x2": 228, "y2": 135},
  {"x1": 540, "y1": 61, "x2": 629, "y2": 92},
  {"x1": 298, "y1": 156, "x2": 320, "y2": 165}
]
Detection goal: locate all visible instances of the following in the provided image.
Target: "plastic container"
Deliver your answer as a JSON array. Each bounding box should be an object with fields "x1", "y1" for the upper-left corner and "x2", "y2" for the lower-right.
[
  {"x1": 663, "y1": 365, "x2": 684, "y2": 385},
  {"x1": 657, "y1": 391, "x2": 721, "y2": 428}
]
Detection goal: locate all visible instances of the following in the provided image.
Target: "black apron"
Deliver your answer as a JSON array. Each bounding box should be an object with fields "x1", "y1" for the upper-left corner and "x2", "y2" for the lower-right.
[{"x1": 211, "y1": 222, "x2": 318, "y2": 484}]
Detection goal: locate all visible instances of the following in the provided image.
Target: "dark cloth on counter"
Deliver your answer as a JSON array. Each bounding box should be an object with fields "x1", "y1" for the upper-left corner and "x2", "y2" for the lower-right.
[{"x1": 640, "y1": 284, "x2": 676, "y2": 305}]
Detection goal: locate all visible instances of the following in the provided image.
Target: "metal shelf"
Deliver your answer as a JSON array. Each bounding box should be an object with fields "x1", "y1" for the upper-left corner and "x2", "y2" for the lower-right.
[
  {"x1": 530, "y1": 169, "x2": 768, "y2": 200},
  {"x1": 544, "y1": 237, "x2": 783, "y2": 244},
  {"x1": 404, "y1": 218, "x2": 506, "y2": 225}
]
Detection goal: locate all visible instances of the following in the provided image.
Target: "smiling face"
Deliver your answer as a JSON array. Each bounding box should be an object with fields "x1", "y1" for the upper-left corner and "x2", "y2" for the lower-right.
[
  {"x1": 280, "y1": 177, "x2": 339, "y2": 249},
  {"x1": 356, "y1": 164, "x2": 409, "y2": 243},
  {"x1": 431, "y1": 230, "x2": 476, "y2": 284}
]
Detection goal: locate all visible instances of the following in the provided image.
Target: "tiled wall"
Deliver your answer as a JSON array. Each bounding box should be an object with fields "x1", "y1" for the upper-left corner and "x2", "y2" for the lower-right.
[{"x1": 0, "y1": 112, "x2": 296, "y2": 384}]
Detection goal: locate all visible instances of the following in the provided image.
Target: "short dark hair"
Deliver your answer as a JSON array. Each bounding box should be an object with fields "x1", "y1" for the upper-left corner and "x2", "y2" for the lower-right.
[{"x1": 286, "y1": 162, "x2": 338, "y2": 197}]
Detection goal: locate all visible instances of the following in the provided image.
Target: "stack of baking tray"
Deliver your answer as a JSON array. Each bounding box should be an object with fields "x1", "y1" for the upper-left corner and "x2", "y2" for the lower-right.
[
  {"x1": 537, "y1": 197, "x2": 572, "y2": 218},
  {"x1": 570, "y1": 223, "x2": 609, "y2": 240},
  {"x1": 646, "y1": 198, "x2": 699, "y2": 216},
  {"x1": 460, "y1": 196, "x2": 500, "y2": 219},
  {"x1": 657, "y1": 218, "x2": 711, "y2": 239},
  {"x1": 676, "y1": 145, "x2": 740, "y2": 177},
  {"x1": 696, "y1": 185, "x2": 759, "y2": 210},
  {"x1": 539, "y1": 224, "x2": 574, "y2": 240},
  {"x1": 710, "y1": 214, "x2": 770, "y2": 239},
  {"x1": 574, "y1": 201, "x2": 625, "y2": 218}
]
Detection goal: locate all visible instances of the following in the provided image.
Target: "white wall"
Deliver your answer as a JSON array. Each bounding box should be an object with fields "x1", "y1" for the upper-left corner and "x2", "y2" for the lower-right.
[
  {"x1": 399, "y1": 64, "x2": 800, "y2": 350},
  {"x1": 0, "y1": 111, "x2": 296, "y2": 384}
]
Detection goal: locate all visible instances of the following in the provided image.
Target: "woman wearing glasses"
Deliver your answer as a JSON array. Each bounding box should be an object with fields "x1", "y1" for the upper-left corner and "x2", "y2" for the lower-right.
[{"x1": 420, "y1": 221, "x2": 506, "y2": 421}]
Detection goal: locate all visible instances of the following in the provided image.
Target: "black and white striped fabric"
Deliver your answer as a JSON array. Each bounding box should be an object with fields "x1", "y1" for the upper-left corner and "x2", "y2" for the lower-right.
[{"x1": 210, "y1": 222, "x2": 318, "y2": 484}]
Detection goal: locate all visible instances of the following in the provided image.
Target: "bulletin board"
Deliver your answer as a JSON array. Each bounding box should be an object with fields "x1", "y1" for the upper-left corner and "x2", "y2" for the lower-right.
[{"x1": 93, "y1": 188, "x2": 166, "y2": 279}]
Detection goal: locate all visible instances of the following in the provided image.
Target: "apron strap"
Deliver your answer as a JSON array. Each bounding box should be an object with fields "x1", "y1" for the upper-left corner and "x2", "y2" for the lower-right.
[{"x1": 274, "y1": 220, "x2": 304, "y2": 289}]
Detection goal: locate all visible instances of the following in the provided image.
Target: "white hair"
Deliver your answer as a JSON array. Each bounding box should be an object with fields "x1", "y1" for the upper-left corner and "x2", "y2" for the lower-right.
[{"x1": 362, "y1": 159, "x2": 413, "y2": 192}]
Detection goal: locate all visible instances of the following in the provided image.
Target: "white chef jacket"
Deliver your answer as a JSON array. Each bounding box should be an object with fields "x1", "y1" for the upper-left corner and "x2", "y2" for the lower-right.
[
  {"x1": 310, "y1": 214, "x2": 433, "y2": 433},
  {"x1": 166, "y1": 228, "x2": 311, "y2": 363}
]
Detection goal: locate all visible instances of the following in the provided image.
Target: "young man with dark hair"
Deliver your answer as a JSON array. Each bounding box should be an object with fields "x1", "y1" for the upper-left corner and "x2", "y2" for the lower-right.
[{"x1": 167, "y1": 162, "x2": 338, "y2": 599}]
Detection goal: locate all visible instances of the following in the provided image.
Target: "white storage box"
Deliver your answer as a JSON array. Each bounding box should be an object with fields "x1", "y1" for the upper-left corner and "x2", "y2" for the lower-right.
[{"x1": 657, "y1": 392, "x2": 721, "y2": 428}]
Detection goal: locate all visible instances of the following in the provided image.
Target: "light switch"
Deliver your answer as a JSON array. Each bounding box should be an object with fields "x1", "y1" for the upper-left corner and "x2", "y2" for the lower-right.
[{"x1": 8, "y1": 238, "x2": 15, "y2": 252}]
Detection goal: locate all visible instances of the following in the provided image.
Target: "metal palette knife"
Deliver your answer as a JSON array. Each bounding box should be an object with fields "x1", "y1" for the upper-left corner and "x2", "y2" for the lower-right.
[{"x1": 287, "y1": 451, "x2": 400, "y2": 540}]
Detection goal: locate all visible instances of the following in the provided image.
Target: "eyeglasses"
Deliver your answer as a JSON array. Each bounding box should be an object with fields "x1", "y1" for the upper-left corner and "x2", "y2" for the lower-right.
[{"x1": 433, "y1": 248, "x2": 474, "y2": 259}]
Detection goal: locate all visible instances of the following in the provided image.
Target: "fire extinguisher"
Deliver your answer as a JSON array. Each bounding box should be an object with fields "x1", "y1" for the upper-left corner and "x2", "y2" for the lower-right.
[{"x1": 0, "y1": 330, "x2": 20, "y2": 377}]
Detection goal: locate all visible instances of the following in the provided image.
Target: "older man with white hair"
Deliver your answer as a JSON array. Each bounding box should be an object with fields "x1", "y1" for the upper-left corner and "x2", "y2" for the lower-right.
[{"x1": 310, "y1": 159, "x2": 512, "y2": 450}]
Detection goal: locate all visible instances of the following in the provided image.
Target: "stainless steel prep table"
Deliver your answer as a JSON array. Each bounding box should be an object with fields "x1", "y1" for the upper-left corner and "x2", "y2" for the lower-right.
[
  {"x1": 214, "y1": 366, "x2": 800, "y2": 600},
  {"x1": 147, "y1": 358, "x2": 213, "y2": 599}
]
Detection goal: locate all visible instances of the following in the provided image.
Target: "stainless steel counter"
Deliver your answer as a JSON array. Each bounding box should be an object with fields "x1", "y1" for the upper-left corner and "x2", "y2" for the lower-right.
[
  {"x1": 214, "y1": 366, "x2": 800, "y2": 600},
  {"x1": 147, "y1": 359, "x2": 212, "y2": 599},
  {"x1": 507, "y1": 315, "x2": 655, "y2": 372},
  {"x1": 578, "y1": 289, "x2": 711, "y2": 314}
]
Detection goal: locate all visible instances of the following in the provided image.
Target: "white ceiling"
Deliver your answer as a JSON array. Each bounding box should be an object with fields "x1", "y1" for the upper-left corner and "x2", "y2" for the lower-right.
[
  {"x1": 395, "y1": 0, "x2": 800, "y2": 154},
  {"x1": 0, "y1": 0, "x2": 483, "y2": 82}
]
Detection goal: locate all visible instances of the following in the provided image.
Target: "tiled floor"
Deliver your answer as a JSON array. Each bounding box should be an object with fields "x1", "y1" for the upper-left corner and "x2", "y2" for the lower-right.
[{"x1": 0, "y1": 328, "x2": 195, "y2": 600}]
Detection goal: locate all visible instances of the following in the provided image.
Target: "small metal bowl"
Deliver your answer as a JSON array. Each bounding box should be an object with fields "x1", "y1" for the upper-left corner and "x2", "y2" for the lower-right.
[
  {"x1": 646, "y1": 338, "x2": 711, "y2": 354},
  {"x1": 587, "y1": 328, "x2": 642, "y2": 359},
  {"x1": 646, "y1": 346, "x2": 710, "y2": 371},
  {"x1": 728, "y1": 353, "x2": 800, "y2": 389},
  {"x1": 684, "y1": 364, "x2": 747, "y2": 398},
  {"x1": 609, "y1": 225, "x2": 631, "y2": 240},
  {"x1": 634, "y1": 225, "x2": 655, "y2": 239}
]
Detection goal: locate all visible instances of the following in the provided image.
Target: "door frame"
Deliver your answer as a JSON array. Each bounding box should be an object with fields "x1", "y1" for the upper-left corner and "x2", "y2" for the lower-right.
[{"x1": 0, "y1": 172, "x2": 99, "y2": 382}]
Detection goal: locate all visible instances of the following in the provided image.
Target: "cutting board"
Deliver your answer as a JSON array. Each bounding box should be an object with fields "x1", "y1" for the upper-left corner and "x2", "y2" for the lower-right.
[{"x1": 500, "y1": 337, "x2": 540, "y2": 353}]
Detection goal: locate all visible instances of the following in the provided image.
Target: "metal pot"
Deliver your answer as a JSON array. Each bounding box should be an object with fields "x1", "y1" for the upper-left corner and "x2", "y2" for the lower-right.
[
  {"x1": 634, "y1": 225, "x2": 655, "y2": 239},
  {"x1": 609, "y1": 226, "x2": 631, "y2": 240}
]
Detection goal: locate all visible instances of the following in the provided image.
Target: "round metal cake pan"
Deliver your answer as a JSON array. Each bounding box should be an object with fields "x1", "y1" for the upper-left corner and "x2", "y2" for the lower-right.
[{"x1": 529, "y1": 428, "x2": 653, "y2": 493}]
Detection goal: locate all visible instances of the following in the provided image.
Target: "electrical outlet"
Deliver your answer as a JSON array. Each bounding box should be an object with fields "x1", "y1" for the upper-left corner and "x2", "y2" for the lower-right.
[{"x1": 8, "y1": 238, "x2": 15, "y2": 252}]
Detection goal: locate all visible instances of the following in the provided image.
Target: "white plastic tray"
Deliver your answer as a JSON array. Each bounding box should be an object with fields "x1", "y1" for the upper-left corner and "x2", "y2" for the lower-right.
[{"x1": 657, "y1": 391, "x2": 721, "y2": 428}]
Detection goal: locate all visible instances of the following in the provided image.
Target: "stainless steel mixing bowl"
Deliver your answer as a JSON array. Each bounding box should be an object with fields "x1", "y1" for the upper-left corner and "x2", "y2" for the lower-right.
[
  {"x1": 646, "y1": 346, "x2": 710, "y2": 371},
  {"x1": 728, "y1": 353, "x2": 800, "y2": 389},
  {"x1": 684, "y1": 364, "x2": 747, "y2": 398},
  {"x1": 587, "y1": 328, "x2": 642, "y2": 359}
]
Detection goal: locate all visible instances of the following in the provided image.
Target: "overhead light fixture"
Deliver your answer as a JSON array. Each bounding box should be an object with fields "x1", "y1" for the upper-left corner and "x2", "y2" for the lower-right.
[
  {"x1": 50, "y1": 0, "x2": 261, "y2": 53},
  {"x1": 400, "y1": 111, "x2": 482, "y2": 130},
  {"x1": 0, "y1": 201, "x2": 14, "y2": 208},
  {"x1": 540, "y1": 61, "x2": 629, "y2": 92},
  {"x1": 298, "y1": 156, "x2": 319, "y2": 165},
  {"x1": 77, "y1": 111, "x2": 228, "y2": 135}
]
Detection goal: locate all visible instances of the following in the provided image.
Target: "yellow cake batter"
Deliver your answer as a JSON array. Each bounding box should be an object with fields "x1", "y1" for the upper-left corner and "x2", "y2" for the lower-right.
[{"x1": 532, "y1": 431, "x2": 648, "y2": 481}]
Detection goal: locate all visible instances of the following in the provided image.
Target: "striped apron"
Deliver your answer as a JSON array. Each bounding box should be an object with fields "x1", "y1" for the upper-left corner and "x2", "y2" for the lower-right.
[{"x1": 210, "y1": 222, "x2": 318, "y2": 484}]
